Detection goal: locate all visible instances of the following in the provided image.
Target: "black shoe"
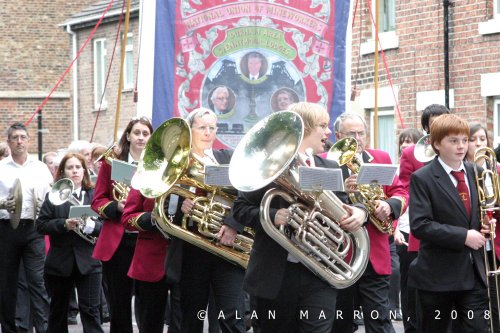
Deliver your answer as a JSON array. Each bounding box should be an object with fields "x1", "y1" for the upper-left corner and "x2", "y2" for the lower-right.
[
  {"x1": 68, "y1": 316, "x2": 78, "y2": 325},
  {"x1": 392, "y1": 310, "x2": 403, "y2": 321},
  {"x1": 102, "y1": 312, "x2": 110, "y2": 323}
]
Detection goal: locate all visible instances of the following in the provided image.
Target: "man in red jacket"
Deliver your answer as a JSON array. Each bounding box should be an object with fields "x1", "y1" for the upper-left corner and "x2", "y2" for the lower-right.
[{"x1": 331, "y1": 112, "x2": 408, "y2": 333}]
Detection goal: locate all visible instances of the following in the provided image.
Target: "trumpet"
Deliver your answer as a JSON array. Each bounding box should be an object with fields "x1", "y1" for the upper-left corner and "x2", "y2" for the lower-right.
[
  {"x1": 96, "y1": 144, "x2": 130, "y2": 201},
  {"x1": 414, "y1": 134, "x2": 435, "y2": 163},
  {"x1": 473, "y1": 146, "x2": 500, "y2": 332},
  {"x1": 328, "y1": 137, "x2": 394, "y2": 235},
  {"x1": 48, "y1": 178, "x2": 97, "y2": 244}
]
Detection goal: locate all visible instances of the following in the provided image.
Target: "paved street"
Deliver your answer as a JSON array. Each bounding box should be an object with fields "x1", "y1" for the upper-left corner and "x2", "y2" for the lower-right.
[{"x1": 66, "y1": 316, "x2": 406, "y2": 332}]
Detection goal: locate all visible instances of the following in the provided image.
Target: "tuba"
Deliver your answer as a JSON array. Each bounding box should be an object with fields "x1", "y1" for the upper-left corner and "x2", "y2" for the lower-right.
[
  {"x1": 414, "y1": 134, "x2": 435, "y2": 163},
  {"x1": 49, "y1": 178, "x2": 97, "y2": 244},
  {"x1": 328, "y1": 137, "x2": 395, "y2": 235},
  {"x1": 473, "y1": 146, "x2": 500, "y2": 332},
  {"x1": 96, "y1": 144, "x2": 130, "y2": 201},
  {"x1": 133, "y1": 118, "x2": 253, "y2": 268},
  {"x1": 229, "y1": 111, "x2": 370, "y2": 289}
]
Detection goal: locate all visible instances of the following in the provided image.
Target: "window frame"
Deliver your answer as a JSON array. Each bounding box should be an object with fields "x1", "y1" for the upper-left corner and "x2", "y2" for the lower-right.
[
  {"x1": 493, "y1": 98, "x2": 500, "y2": 143},
  {"x1": 93, "y1": 38, "x2": 108, "y2": 109},
  {"x1": 369, "y1": 108, "x2": 397, "y2": 162},
  {"x1": 123, "y1": 33, "x2": 134, "y2": 90}
]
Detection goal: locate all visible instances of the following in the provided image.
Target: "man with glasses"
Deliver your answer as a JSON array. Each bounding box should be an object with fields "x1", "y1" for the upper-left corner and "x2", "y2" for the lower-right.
[
  {"x1": 0, "y1": 122, "x2": 52, "y2": 333},
  {"x1": 331, "y1": 112, "x2": 408, "y2": 333},
  {"x1": 210, "y1": 86, "x2": 232, "y2": 116}
]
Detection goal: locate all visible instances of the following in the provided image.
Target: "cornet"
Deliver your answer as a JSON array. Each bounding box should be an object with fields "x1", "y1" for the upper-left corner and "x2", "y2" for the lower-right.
[
  {"x1": 96, "y1": 144, "x2": 130, "y2": 201},
  {"x1": 414, "y1": 134, "x2": 435, "y2": 163},
  {"x1": 48, "y1": 178, "x2": 97, "y2": 244}
]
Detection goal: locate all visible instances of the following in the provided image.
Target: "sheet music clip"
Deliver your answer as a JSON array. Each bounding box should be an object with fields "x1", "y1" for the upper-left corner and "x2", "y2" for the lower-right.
[
  {"x1": 111, "y1": 160, "x2": 138, "y2": 186},
  {"x1": 204, "y1": 165, "x2": 232, "y2": 187},
  {"x1": 357, "y1": 163, "x2": 398, "y2": 186},
  {"x1": 69, "y1": 205, "x2": 99, "y2": 219},
  {"x1": 298, "y1": 167, "x2": 344, "y2": 192}
]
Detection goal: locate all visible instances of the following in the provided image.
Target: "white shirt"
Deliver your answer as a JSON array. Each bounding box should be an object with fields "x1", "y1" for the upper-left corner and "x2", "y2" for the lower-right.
[{"x1": 0, "y1": 155, "x2": 53, "y2": 219}]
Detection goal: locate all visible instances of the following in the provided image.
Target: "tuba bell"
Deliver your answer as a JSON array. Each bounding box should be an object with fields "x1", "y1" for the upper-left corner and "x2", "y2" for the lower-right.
[
  {"x1": 133, "y1": 118, "x2": 253, "y2": 268},
  {"x1": 414, "y1": 134, "x2": 435, "y2": 163},
  {"x1": 473, "y1": 146, "x2": 500, "y2": 332},
  {"x1": 49, "y1": 178, "x2": 97, "y2": 244},
  {"x1": 229, "y1": 111, "x2": 370, "y2": 289},
  {"x1": 327, "y1": 137, "x2": 395, "y2": 235}
]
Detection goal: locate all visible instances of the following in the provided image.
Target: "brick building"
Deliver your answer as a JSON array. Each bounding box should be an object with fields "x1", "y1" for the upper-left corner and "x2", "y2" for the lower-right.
[
  {"x1": 61, "y1": 0, "x2": 141, "y2": 147},
  {"x1": 349, "y1": 0, "x2": 500, "y2": 161},
  {"x1": 0, "y1": 0, "x2": 96, "y2": 155}
]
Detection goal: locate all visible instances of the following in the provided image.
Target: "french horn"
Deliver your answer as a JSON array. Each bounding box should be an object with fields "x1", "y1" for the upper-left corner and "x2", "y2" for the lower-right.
[
  {"x1": 229, "y1": 111, "x2": 370, "y2": 289},
  {"x1": 133, "y1": 118, "x2": 253, "y2": 268},
  {"x1": 48, "y1": 178, "x2": 97, "y2": 244},
  {"x1": 328, "y1": 137, "x2": 395, "y2": 235}
]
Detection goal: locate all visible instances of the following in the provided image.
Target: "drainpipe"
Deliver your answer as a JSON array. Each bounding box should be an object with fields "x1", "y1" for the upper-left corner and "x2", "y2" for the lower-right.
[{"x1": 66, "y1": 24, "x2": 79, "y2": 140}]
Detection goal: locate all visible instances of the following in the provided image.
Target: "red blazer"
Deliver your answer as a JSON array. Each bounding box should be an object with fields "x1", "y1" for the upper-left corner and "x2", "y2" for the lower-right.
[
  {"x1": 399, "y1": 144, "x2": 425, "y2": 252},
  {"x1": 91, "y1": 162, "x2": 125, "y2": 261},
  {"x1": 121, "y1": 188, "x2": 169, "y2": 282},
  {"x1": 363, "y1": 149, "x2": 408, "y2": 275}
]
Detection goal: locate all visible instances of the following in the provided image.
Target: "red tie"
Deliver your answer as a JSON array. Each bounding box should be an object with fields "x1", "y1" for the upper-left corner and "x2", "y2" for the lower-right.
[
  {"x1": 305, "y1": 158, "x2": 311, "y2": 166},
  {"x1": 450, "y1": 170, "x2": 471, "y2": 218}
]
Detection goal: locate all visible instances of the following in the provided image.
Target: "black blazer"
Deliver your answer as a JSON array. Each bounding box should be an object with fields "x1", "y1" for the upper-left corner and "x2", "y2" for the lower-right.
[
  {"x1": 36, "y1": 189, "x2": 102, "y2": 277},
  {"x1": 231, "y1": 155, "x2": 352, "y2": 299},
  {"x1": 408, "y1": 157, "x2": 486, "y2": 291},
  {"x1": 164, "y1": 149, "x2": 237, "y2": 283}
]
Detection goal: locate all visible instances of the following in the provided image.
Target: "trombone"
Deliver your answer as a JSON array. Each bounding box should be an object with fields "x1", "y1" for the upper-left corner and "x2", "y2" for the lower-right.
[
  {"x1": 473, "y1": 146, "x2": 500, "y2": 332},
  {"x1": 48, "y1": 178, "x2": 97, "y2": 244}
]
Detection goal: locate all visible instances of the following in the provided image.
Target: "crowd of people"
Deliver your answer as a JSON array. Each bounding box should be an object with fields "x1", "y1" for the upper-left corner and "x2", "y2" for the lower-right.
[{"x1": 0, "y1": 101, "x2": 499, "y2": 333}]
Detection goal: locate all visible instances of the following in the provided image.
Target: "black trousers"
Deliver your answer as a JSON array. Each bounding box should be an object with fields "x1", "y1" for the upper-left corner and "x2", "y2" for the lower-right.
[
  {"x1": 397, "y1": 232, "x2": 418, "y2": 333},
  {"x1": 45, "y1": 269, "x2": 103, "y2": 333},
  {"x1": 254, "y1": 261, "x2": 338, "y2": 333},
  {"x1": 332, "y1": 262, "x2": 395, "y2": 333},
  {"x1": 0, "y1": 221, "x2": 49, "y2": 333},
  {"x1": 416, "y1": 274, "x2": 489, "y2": 333},
  {"x1": 134, "y1": 277, "x2": 169, "y2": 333},
  {"x1": 179, "y1": 242, "x2": 246, "y2": 333},
  {"x1": 101, "y1": 233, "x2": 136, "y2": 333}
]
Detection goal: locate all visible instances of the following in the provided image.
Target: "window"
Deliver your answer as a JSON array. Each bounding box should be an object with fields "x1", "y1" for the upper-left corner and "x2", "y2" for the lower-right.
[
  {"x1": 94, "y1": 38, "x2": 107, "y2": 109},
  {"x1": 493, "y1": 99, "x2": 500, "y2": 143},
  {"x1": 369, "y1": 109, "x2": 397, "y2": 162},
  {"x1": 124, "y1": 33, "x2": 134, "y2": 90},
  {"x1": 378, "y1": 0, "x2": 396, "y2": 33},
  {"x1": 496, "y1": 0, "x2": 500, "y2": 18}
]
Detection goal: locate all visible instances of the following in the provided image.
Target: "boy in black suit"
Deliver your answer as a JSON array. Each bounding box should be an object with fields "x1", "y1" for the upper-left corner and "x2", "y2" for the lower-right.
[
  {"x1": 231, "y1": 102, "x2": 369, "y2": 332},
  {"x1": 408, "y1": 114, "x2": 491, "y2": 332}
]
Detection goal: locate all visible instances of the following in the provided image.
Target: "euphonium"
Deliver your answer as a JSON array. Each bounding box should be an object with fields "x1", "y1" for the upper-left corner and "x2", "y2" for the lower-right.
[
  {"x1": 48, "y1": 178, "x2": 97, "y2": 244},
  {"x1": 414, "y1": 134, "x2": 435, "y2": 163},
  {"x1": 473, "y1": 146, "x2": 500, "y2": 332},
  {"x1": 328, "y1": 137, "x2": 395, "y2": 235},
  {"x1": 229, "y1": 111, "x2": 370, "y2": 289},
  {"x1": 96, "y1": 144, "x2": 130, "y2": 201},
  {"x1": 134, "y1": 118, "x2": 253, "y2": 268}
]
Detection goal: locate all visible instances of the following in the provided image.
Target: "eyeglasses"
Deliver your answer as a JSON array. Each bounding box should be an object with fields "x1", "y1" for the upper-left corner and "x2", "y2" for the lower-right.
[
  {"x1": 341, "y1": 131, "x2": 366, "y2": 138},
  {"x1": 9, "y1": 135, "x2": 29, "y2": 142},
  {"x1": 193, "y1": 126, "x2": 217, "y2": 133}
]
